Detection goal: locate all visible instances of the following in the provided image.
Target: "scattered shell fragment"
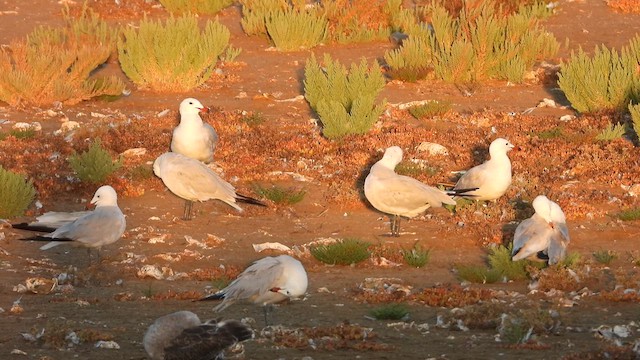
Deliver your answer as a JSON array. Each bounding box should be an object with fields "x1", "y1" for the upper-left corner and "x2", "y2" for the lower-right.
[
  {"x1": 95, "y1": 340, "x2": 120, "y2": 349},
  {"x1": 252, "y1": 242, "x2": 292, "y2": 253},
  {"x1": 24, "y1": 277, "x2": 58, "y2": 294},
  {"x1": 416, "y1": 142, "x2": 449, "y2": 156},
  {"x1": 10, "y1": 349, "x2": 27, "y2": 355},
  {"x1": 137, "y1": 264, "x2": 165, "y2": 280},
  {"x1": 120, "y1": 147, "x2": 147, "y2": 157}
]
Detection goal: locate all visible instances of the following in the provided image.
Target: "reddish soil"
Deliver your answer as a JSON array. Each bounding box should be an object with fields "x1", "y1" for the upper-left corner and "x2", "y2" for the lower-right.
[{"x1": 1, "y1": 0, "x2": 640, "y2": 359}]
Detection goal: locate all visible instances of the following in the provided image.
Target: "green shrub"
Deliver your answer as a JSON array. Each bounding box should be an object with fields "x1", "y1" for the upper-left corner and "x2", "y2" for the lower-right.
[
  {"x1": 488, "y1": 244, "x2": 535, "y2": 281},
  {"x1": 118, "y1": 15, "x2": 230, "y2": 91},
  {"x1": 0, "y1": 7, "x2": 123, "y2": 107},
  {"x1": 239, "y1": 0, "x2": 291, "y2": 37},
  {"x1": 456, "y1": 265, "x2": 502, "y2": 284},
  {"x1": 310, "y1": 238, "x2": 371, "y2": 265},
  {"x1": 408, "y1": 101, "x2": 452, "y2": 119},
  {"x1": 369, "y1": 304, "x2": 409, "y2": 320},
  {"x1": 8, "y1": 129, "x2": 37, "y2": 140},
  {"x1": 629, "y1": 103, "x2": 640, "y2": 142},
  {"x1": 595, "y1": 123, "x2": 626, "y2": 141},
  {"x1": 593, "y1": 250, "x2": 617, "y2": 265},
  {"x1": 395, "y1": 161, "x2": 439, "y2": 177},
  {"x1": 558, "y1": 36, "x2": 640, "y2": 113},
  {"x1": 322, "y1": 0, "x2": 400, "y2": 44},
  {"x1": 557, "y1": 252, "x2": 581, "y2": 269},
  {"x1": 265, "y1": 9, "x2": 328, "y2": 50},
  {"x1": 304, "y1": 54, "x2": 386, "y2": 139},
  {"x1": 401, "y1": 243, "x2": 430, "y2": 268},
  {"x1": 534, "y1": 126, "x2": 563, "y2": 139},
  {"x1": 68, "y1": 140, "x2": 122, "y2": 184},
  {"x1": 0, "y1": 166, "x2": 36, "y2": 218},
  {"x1": 618, "y1": 207, "x2": 640, "y2": 221},
  {"x1": 221, "y1": 46, "x2": 243, "y2": 63},
  {"x1": 384, "y1": 1, "x2": 558, "y2": 86},
  {"x1": 159, "y1": 0, "x2": 233, "y2": 14},
  {"x1": 253, "y1": 184, "x2": 306, "y2": 204}
]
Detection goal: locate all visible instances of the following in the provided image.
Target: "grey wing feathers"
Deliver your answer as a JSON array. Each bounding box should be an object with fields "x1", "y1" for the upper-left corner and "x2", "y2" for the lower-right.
[{"x1": 164, "y1": 320, "x2": 251, "y2": 360}]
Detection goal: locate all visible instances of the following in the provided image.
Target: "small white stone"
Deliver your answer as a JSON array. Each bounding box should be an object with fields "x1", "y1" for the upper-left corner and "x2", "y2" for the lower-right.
[
  {"x1": 95, "y1": 340, "x2": 120, "y2": 349},
  {"x1": 416, "y1": 142, "x2": 449, "y2": 156}
]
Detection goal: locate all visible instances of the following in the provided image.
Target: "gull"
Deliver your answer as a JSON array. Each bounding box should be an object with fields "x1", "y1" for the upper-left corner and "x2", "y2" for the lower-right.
[
  {"x1": 453, "y1": 138, "x2": 515, "y2": 202},
  {"x1": 199, "y1": 255, "x2": 308, "y2": 325},
  {"x1": 12, "y1": 211, "x2": 89, "y2": 231},
  {"x1": 512, "y1": 195, "x2": 570, "y2": 265},
  {"x1": 171, "y1": 98, "x2": 219, "y2": 164},
  {"x1": 153, "y1": 152, "x2": 265, "y2": 220},
  {"x1": 364, "y1": 146, "x2": 477, "y2": 237},
  {"x1": 143, "y1": 311, "x2": 253, "y2": 360},
  {"x1": 13, "y1": 185, "x2": 125, "y2": 259}
]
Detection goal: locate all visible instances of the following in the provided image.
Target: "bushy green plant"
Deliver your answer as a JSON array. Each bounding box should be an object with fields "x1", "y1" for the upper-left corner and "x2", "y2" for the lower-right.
[
  {"x1": 558, "y1": 36, "x2": 640, "y2": 113},
  {"x1": 401, "y1": 243, "x2": 430, "y2": 268},
  {"x1": 395, "y1": 161, "x2": 438, "y2": 177},
  {"x1": 0, "y1": 7, "x2": 123, "y2": 107},
  {"x1": 118, "y1": 15, "x2": 230, "y2": 91},
  {"x1": 239, "y1": 0, "x2": 290, "y2": 37},
  {"x1": 618, "y1": 207, "x2": 640, "y2": 221},
  {"x1": 265, "y1": 9, "x2": 328, "y2": 50},
  {"x1": 557, "y1": 252, "x2": 581, "y2": 269},
  {"x1": 68, "y1": 140, "x2": 122, "y2": 183},
  {"x1": 383, "y1": 1, "x2": 558, "y2": 86},
  {"x1": 408, "y1": 101, "x2": 452, "y2": 119},
  {"x1": 322, "y1": 0, "x2": 401, "y2": 44},
  {"x1": 310, "y1": 238, "x2": 371, "y2": 265},
  {"x1": 0, "y1": 166, "x2": 36, "y2": 218},
  {"x1": 9, "y1": 129, "x2": 37, "y2": 140},
  {"x1": 534, "y1": 126, "x2": 563, "y2": 139},
  {"x1": 159, "y1": 0, "x2": 233, "y2": 14},
  {"x1": 304, "y1": 54, "x2": 386, "y2": 139},
  {"x1": 488, "y1": 244, "x2": 536, "y2": 281},
  {"x1": 629, "y1": 103, "x2": 640, "y2": 142},
  {"x1": 253, "y1": 184, "x2": 306, "y2": 204},
  {"x1": 595, "y1": 123, "x2": 626, "y2": 141},
  {"x1": 456, "y1": 265, "x2": 502, "y2": 284},
  {"x1": 593, "y1": 250, "x2": 617, "y2": 265},
  {"x1": 369, "y1": 304, "x2": 409, "y2": 320},
  {"x1": 221, "y1": 46, "x2": 243, "y2": 63}
]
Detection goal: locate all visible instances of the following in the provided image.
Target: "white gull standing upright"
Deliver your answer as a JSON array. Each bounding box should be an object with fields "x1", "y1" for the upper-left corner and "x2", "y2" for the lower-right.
[
  {"x1": 171, "y1": 98, "x2": 219, "y2": 163},
  {"x1": 453, "y1": 138, "x2": 515, "y2": 202},
  {"x1": 143, "y1": 311, "x2": 253, "y2": 360},
  {"x1": 512, "y1": 195, "x2": 570, "y2": 265},
  {"x1": 14, "y1": 185, "x2": 126, "y2": 260},
  {"x1": 199, "y1": 255, "x2": 308, "y2": 325},
  {"x1": 364, "y1": 146, "x2": 477, "y2": 237},
  {"x1": 153, "y1": 152, "x2": 265, "y2": 220}
]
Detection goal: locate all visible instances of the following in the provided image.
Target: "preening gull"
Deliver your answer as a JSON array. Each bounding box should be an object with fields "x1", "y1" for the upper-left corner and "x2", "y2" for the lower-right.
[
  {"x1": 199, "y1": 255, "x2": 308, "y2": 325},
  {"x1": 453, "y1": 138, "x2": 515, "y2": 202},
  {"x1": 364, "y1": 146, "x2": 476, "y2": 237},
  {"x1": 153, "y1": 152, "x2": 265, "y2": 220},
  {"x1": 14, "y1": 185, "x2": 125, "y2": 258},
  {"x1": 171, "y1": 98, "x2": 219, "y2": 164},
  {"x1": 143, "y1": 311, "x2": 252, "y2": 360},
  {"x1": 512, "y1": 195, "x2": 570, "y2": 265}
]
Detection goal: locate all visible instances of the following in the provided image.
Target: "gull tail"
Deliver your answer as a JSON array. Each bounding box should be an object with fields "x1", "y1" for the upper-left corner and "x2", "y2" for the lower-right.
[
  {"x1": 11, "y1": 223, "x2": 57, "y2": 233},
  {"x1": 446, "y1": 187, "x2": 479, "y2": 197},
  {"x1": 236, "y1": 193, "x2": 267, "y2": 207},
  {"x1": 198, "y1": 292, "x2": 225, "y2": 302}
]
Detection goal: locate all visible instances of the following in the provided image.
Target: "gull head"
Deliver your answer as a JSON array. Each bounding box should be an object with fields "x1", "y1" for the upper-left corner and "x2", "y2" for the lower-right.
[
  {"x1": 532, "y1": 195, "x2": 566, "y2": 225},
  {"x1": 381, "y1": 146, "x2": 404, "y2": 169},
  {"x1": 489, "y1": 138, "x2": 515, "y2": 158},
  {"x1": 179, "y1": 98, "x2": 209, "y2": 117},
  {"x1": 90, "y1": 185, "x2": 118, "y2": 207}
]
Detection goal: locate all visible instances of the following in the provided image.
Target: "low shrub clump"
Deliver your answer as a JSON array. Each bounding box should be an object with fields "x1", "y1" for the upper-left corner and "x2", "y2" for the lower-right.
[
  {"x1": 384, "y1": 1, "x2": 558, "y2": 86},
  {"x1": 68, "y1": 140, "x2": 122, "y2": 184},
  {"x1": 369, "y1": 303, "x2": 409, "y2": 320},
  {"x1": 401, "y1": 243, "x2": 431, "y2": 268},
  {"x1": 0, "y1": 6, "x2": 123, "y2": 107},
  {"x1": 159, "y1": 0, "x2": 233, "y2": 14},
  {"x1": 558, "y1": 35, "x2": 640, "y2": 113},
  {"x1": 118, "y1": 15, "x2": 231, "y2": 91},
  {"x1": 265, "y1": 9, "x2": 328, "y2": 50},
  {"x1": 310, "y1": 238, "x2": 371, "y2": 265},
  {"x1": 253, "y1": 184, "x2": 306, "y2": 204},
  {"x1": 304, "y1": 54, "x2": 386, "y2": 139},
  {"x1": 0, "y1": 166, "x2": 36, "y2": 218}
]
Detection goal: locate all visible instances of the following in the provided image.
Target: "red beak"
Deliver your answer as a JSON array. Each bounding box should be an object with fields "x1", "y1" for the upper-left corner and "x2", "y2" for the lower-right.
[
  {"x1": 269, "y1": 287, "x2": 281, "y2": 293},
  {"x1": 85, "y1": 202, "x2": 96, "y2": 210},
  {"x1": 199, "y1": 107, "x2": 210, "y2": 114}
]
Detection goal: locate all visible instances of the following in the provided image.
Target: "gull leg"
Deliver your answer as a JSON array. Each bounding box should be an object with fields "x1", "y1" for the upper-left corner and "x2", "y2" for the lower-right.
[
  {"x1": 183, "y1": 200, "x2": 193, "y2": 220},
  {"x1": 390, "y1": 215, "x2": 401, "y2": 237},
  {"x1": 263, "y1": 304, "x2": 274, "y2": 327}
]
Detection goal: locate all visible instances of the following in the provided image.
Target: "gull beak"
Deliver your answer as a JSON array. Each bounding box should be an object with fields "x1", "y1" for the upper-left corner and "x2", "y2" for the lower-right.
[
  {"x1": 85, "y1": 202, "x2": 96, "y2": 210},
  {"x1": 269, "y1": 287, "x2": 281, "y2": 293},
  {"x1": 198, "y1": 106, "x2": 210, "y2": 114}
]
